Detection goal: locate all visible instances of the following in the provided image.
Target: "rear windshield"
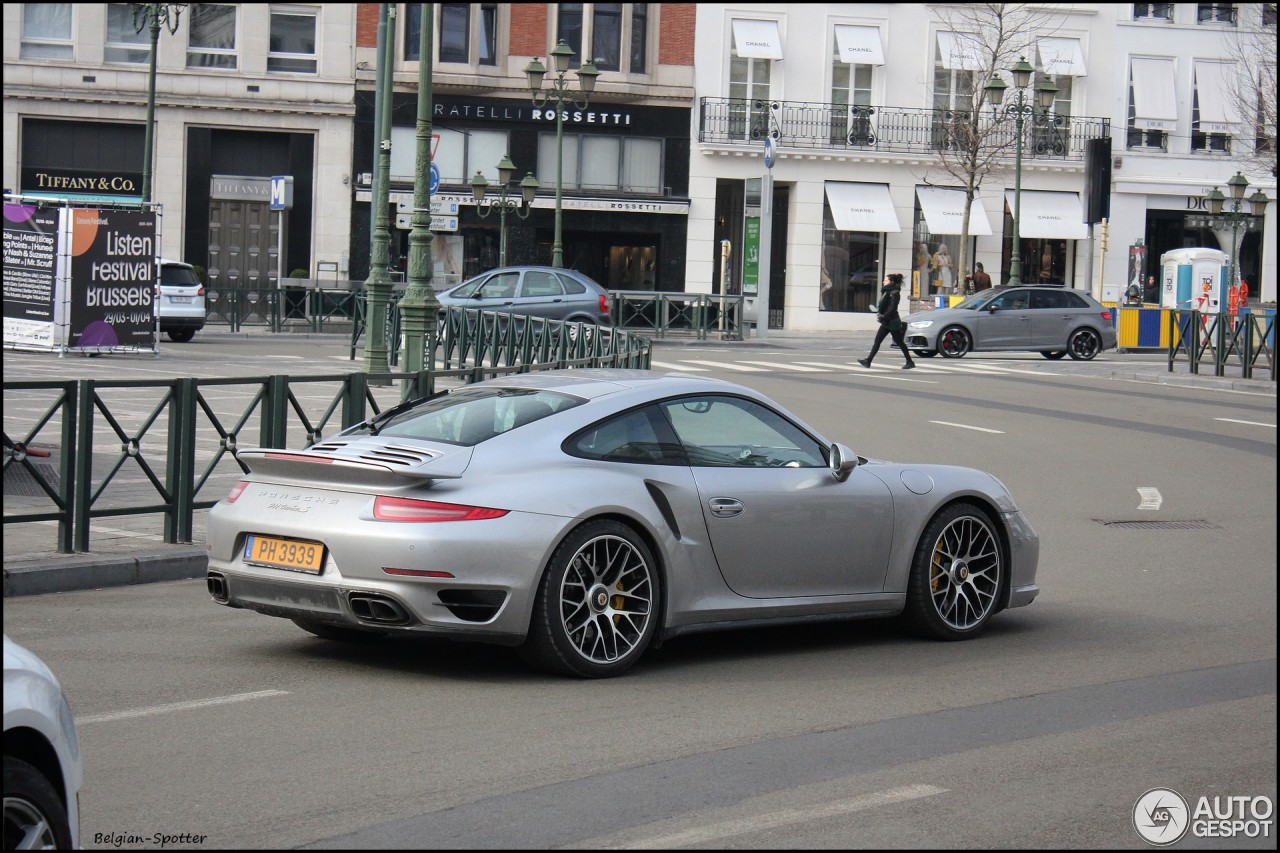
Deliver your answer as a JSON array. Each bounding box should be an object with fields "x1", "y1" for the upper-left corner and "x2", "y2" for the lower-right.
[
  {"x1": 161, "y1": 265, "x2": 200, "y2": 286},
  {"x1": 347, "y1": 386, "x2": 584, "y2": 446}
]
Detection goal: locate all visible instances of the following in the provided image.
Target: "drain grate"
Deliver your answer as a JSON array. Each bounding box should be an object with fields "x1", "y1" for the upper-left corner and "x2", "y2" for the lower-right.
[
  {"x1": 3, "y1": 461, "x2": 61, "y2": 497},
  {"x1": 1093, "y1": 519, "x2": 1220, "y2": 530}
]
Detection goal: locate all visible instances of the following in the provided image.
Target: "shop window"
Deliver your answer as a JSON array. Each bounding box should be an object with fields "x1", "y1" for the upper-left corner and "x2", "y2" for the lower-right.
[
  {"x1": 536, "y1": 134, "x2": 664, "y2": 194},
  {"x1": 268, "y1": 6, "x2": 317, "y2": 74},
  {"x1": 187, "y1": 3, "x2": 238, "y2": 70},
  {"x1": 21, "y1": 3, "x2": 73, "y2": 60},
  {"x1": 727, "y1": 21, "x2": 778, "y2": 142},
  {"x1": 820, "y1": 214, "x2": 883, "y2": 314},
  {"x1": 394, "y1": 127, "x2": 508, "y2": 185}
]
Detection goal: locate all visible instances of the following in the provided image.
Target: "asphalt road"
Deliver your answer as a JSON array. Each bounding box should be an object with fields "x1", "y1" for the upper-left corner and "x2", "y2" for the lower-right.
[{"x1": 3, "y1": 331, "x2": 1276, "y2": 849}]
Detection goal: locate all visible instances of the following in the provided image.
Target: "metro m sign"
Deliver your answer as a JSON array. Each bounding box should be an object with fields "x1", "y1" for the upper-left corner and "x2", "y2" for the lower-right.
[{"x1": 270, "y1": 176, "x2": 294, "y2": 211}]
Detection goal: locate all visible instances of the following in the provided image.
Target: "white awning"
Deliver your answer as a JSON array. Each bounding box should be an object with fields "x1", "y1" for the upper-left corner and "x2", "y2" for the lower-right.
[
  {"x1": 916, "y1": 187, "x2": 993, "y2": 236},
  {"x1": 1004, "y1": 190, "x2": 1088, "y2": 239},
  {"x1": 834, "y1": 25, "x2": 884, "y2": 65},
  {"x1": 936, "y1": 31, "x2": 985, "y2": 72},
  {"x1": 1130, "y1": 57, "x2": 1177, "y2": 130},
  {"x1": 1194, "y1": 61, "x2": 1242, "y2": 133},
  {"x1": 825, "y1": 182, "x2": 900, "y2": 233},
  {"x1": 1038, "y1": 37, "x2": 1087, "y2": 77},
  {"x1": 732, "y1": 19, "x2": 782, "y2": 60}
]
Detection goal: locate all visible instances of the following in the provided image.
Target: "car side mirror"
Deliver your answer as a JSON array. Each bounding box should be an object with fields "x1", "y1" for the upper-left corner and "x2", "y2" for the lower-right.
[
  {"x1": 987, "y1": 304, "x2": 1000, "y2": 313},
  {"x1": 830, "y1": 442, "x2": 858, "y2": 482}
]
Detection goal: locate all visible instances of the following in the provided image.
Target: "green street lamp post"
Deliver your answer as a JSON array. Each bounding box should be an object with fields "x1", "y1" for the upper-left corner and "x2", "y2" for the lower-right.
[
  {"x1": 397, "y1": 2, "x2": 441, "y2": 396},
  {"x1": 523, "y1": 41, "x2": 600, "y2": 268},
  {"x1": 470, "y1": 155, "x2": 539, "y2": 267},
  {"x1": 362, "y1": 3, "x2": 396, "y2": 381},
  {"x1": 1191, "y1": 172, "x2": 1270, "y2": 298},
  {"x1": 985, "y1": 57, "x2": 1058, "y2": 287},
  {"x1": 133, "y1": 4, "x2": 184, "y2": 205}
]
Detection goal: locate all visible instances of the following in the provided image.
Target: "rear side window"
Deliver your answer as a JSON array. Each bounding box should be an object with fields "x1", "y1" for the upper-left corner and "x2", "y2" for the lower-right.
[
  {"x1": 566, "y1": 407, "x2": 686, "y2": 464},
  {"x1": 1062, "y1": 291, "x2": 1090, "y2": 308},
  {"x1": 559, "y1": 274, "x2": 587, "y2": 295},
  {"x1": 1030, "y1": 290, "x2": 1068, "y2": 309},
  {"x1": 161, "y1": 264, "x2": 199, "y2": 286}
]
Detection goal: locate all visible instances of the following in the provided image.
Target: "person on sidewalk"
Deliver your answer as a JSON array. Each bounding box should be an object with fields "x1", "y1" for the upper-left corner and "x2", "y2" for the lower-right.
[{"x1": 858, "y1": 273, "x2": 915, "y2": 370}]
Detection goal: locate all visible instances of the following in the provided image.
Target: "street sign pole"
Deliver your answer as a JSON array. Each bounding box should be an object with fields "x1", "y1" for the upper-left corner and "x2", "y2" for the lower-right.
[{"x1": 757, "y1": 136, "x2": 775, "y2": 341}]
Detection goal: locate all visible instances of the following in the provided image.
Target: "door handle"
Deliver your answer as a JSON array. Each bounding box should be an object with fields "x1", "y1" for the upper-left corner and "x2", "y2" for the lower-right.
[{"x1": 708, "y1": 497, "x2": 744, "y2": 517}]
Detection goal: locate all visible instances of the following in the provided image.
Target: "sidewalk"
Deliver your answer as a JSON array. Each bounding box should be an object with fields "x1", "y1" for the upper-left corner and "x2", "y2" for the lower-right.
[{"x1": 4, "y1": 328, "x2": 1272, "y2": 598}]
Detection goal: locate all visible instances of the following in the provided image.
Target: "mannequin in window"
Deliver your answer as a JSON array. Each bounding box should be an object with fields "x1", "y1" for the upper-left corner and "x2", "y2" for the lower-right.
[
  {"x1": 1039, "y1": 244, "x2": 1053, "y2": 281},
  {"x1": 931, "y1": 243, "x2": 954, "y2": 293}
]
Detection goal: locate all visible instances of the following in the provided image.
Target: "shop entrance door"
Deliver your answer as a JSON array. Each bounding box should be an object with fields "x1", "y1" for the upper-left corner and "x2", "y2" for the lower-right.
[{"x1": 207, "y1": 200, "x2": 281, "y2": 290}]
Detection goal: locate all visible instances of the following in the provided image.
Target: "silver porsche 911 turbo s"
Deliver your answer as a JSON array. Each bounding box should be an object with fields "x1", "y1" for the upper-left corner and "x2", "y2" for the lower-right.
[{"x1": 206, "y1": 370, "x2": 1039, "y2": 678}]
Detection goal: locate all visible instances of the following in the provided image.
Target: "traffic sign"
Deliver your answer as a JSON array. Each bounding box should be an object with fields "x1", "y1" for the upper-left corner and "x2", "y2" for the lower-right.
[
  {"x1": 396, "y1": 197, "x2": 460, "y2": 215},
  {"x1": 429, "y1": 164, "x2": 440, "y2": 194},
  {"x1": 763, "y1": 138, "x2": 775, "y2": 170},
  {"x1": 396, "y1": 213, "x2": 458, "y2": 232}
]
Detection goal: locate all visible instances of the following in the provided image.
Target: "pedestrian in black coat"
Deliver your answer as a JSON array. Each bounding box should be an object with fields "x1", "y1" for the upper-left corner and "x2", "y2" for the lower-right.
[{"x1": 858, "y1": 273, "x2": 916, "y2": 369}]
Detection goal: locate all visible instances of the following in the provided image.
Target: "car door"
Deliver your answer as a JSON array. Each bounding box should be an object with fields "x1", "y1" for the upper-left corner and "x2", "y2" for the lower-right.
[
  {"x1": 1028, "y1": 288, "x2": 1073, "y2": 348},
  {"x1": 467, "y1": 271, "x2": 520, "y2": 313},
  {"x1": 517, "y1": 270, "x2": 567, "y2": 319},
  {"x1": 974, "y1": 288, "x2": 1032, "y2": 349},
  {"x1": 658, "y1": 395, "x2": 893, "y2": 598}
]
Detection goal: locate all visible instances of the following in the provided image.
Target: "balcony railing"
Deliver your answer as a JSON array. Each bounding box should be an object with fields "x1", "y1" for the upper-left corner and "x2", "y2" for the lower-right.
[{"x1": 698, "y1": 98, "x2": 1110, "y2": 162}]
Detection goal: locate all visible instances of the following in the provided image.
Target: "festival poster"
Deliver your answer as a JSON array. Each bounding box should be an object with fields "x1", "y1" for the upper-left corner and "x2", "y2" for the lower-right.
[
  {"x1": 66, "y1": 208, "x2": 158, "y2": 349},
  {"x1": 3, "y1": 203, "x2": 61, "y2": 348}
]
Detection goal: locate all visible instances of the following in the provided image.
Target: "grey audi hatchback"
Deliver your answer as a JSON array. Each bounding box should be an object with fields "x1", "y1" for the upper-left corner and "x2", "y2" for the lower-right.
[{"x1": 905, "y1": 285, "x2": 1116, "y2": 360}]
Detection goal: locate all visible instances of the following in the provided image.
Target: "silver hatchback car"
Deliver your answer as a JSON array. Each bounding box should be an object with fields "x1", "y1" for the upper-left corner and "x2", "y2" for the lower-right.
[
  {"x1": 435, "y1": 266, "x2": 612, "y2": 325},
  {"x1": 156, "y1": 259, "x2": 207, "y2": 343},
  {"x1": 905, "y1": 285, "x2": 1116, "y2": 360}
]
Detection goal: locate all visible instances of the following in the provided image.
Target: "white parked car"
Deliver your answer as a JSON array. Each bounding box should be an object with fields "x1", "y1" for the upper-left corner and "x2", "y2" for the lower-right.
[
  {"x1": 4, "y1": 635, "x2": 82, "y2": 849},
  {"x1": 156, "y1": 259, "x2": 206, "y2": 343}
]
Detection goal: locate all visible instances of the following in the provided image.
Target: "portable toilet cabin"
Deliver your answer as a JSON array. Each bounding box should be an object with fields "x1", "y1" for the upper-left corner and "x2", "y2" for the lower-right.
[{"x1": 1159, "y1": 248, "x2": 1229, "y2": 312}]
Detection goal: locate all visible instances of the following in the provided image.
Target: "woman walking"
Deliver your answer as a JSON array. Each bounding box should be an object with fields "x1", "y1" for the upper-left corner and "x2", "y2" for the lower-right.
[{"x1": 858, "y1": 273, "x2": 915, "y2": 369}]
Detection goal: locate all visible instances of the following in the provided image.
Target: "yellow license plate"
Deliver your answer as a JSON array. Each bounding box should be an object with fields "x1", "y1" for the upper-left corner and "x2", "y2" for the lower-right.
[{"x1": 243, "y1": 535, "x2": 325, "y2": 574}]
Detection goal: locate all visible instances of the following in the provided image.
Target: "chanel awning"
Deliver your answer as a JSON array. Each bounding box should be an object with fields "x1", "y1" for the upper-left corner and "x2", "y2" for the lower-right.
[
  {"x1": 825, "y1": 182, "x2": 901, "y2": 232},
  {"x1": 732, "y1": 19, "x2": 783, "y2": 60},
  {"x1": 835, "y1": 25, "x2": 884, "y2": 65},
  {"x1": 1037, "y1": 38, "x2": 1087, "y2": 77},
  {"x1": 1005, "y1": 190, "x2": 1088, "y2": 239},
  {"x1": 937, "y1": 31, "x2": 985, "y2": 72},
  {"x1": 916, "y1": 186, "x2": 993, "y2": 236}
]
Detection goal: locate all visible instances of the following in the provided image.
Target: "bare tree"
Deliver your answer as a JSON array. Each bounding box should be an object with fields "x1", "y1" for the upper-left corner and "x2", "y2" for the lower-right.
[
  {"x1": 1223, "y1": 3, "x2": 1277, "y2": 178},
  {"x1": 923, "y1": 4, "x2": 1070, "y2": 293}
]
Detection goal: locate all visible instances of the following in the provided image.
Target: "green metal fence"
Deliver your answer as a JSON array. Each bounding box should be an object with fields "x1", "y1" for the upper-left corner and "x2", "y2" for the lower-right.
[{"x1": 3, "y1": 311, "x2": 651, "y2": 553}]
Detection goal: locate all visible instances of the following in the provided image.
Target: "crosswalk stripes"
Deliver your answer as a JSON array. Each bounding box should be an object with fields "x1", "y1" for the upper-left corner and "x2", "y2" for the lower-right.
[
  {"x1": 737, "y1": 360, "x2": 828, "y2": 372},
  {"x1": 677, "y1": 359, "x2": 769, "y2": 372},
  {"x1": 650, "y1": 360, "x2": 708, "y2": 371},
  {"x1": 647, "y1": 357, "x2": 1064, "y2": 378}
]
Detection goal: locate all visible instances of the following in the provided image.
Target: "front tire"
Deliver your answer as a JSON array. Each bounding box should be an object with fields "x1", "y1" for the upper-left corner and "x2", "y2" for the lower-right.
[
  {"x1": 520, "y1": 520, "x2": 661, "y2": 678},
  {"x1": 912, "y1": 349, "x2": 936, "y2": 358},
  {"x1": 4, "y1": 756, "x2": 73, "y2": 851},
  {"x1": 904, "y1": 502, "x2": 1004, "y2": 640},
  {"x1": 938, "y1": 326, "x2": 972, "y2": 358},
  {"x1": 1067, "y1": 328, "x2": 1101, "y2": 360}
]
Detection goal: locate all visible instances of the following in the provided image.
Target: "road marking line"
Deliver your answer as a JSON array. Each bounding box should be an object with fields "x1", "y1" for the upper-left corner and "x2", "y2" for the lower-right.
[
  {"x1": 77, "y1": 690, "x2": 291, "y2": 725},
  {"x1": 34, "y1": 520, "x2": 162, "y2": 540},
  {"x1": 928, "y1": 420, "x2": 1005, "y2": 434},
  {"x1": 613, "y1": 784, "x2": 948, "y2": 849},
  {"x1": 738, "y1": 360, "x2": 828, "y2": 372},
  {"x1": 678, "y1": 360, "x2": 768, "y2": 372},
  {"x1": 1137, "y1": 487, "x2": 1163, "y2": 510},
  {"x1": 650, "y1": 361, "x2": 708, "y2": 372},
  {"x1": 1215, "y1": 418, "x2": 1276, "y2": 428}
]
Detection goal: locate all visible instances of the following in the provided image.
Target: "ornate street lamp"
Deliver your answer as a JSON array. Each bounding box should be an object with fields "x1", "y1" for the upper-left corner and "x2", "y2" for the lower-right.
[
  {"x1": 133, "y1": 4, "x2": 184, "y2": 205},
  {"x1": 985, "y1": 57, "x2": 1058, "y2": 287},
  {"x1": 524, "y1": 41, "x2": 600, "y2": 268},
  {"x1": 470, "y1": 154, "x2": 539, "y2": 267},
  {"x1": 1193, "y1": 171, "x2": 1270, "y2": 296}
]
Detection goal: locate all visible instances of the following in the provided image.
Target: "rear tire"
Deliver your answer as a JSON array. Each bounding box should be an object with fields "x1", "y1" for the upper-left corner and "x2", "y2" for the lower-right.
[
  {"x1": 4, "y1": 756, "x2": 73, "y2": 851},
  {"x1": 519, "y1": 520, "x2": 660, "y2": 678},
  {"x1": 167, "y1": 329, "x2": 195, "y2": 343},
  {"x1": 292, "y1": 619, "x2": 385, "y2": 642},
  {"x1": 1041, "y1": 351, "x2": 1067, "y2": 360}
]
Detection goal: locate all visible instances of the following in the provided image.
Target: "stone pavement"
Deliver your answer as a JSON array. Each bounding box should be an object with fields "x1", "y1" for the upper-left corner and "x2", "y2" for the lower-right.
[{"x1": 3, "y1": 327, "x2": 1273, "y2": 597}]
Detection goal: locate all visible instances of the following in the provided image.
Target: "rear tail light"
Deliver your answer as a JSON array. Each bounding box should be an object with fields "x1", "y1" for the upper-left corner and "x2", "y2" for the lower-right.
[
  {"x1": 599, "y1": 294, "x2": 610, "y2": 315},
  {"x1": 373, "y1": 496, "x2": 508, "y2": 522},
  {"x1": 198, "y1": 286, "x2": 206, "y2": 296},
  {"x1": 226, "y1": 480, "x2": 249, "y2": 503},
  {"x1": 1101, "y1": 309, "x2": 1112, "y2": 322}
]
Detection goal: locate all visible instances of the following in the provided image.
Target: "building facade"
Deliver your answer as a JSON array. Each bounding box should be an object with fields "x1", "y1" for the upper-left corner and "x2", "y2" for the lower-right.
[
  {"x1": 686, "y1": 3, "x2": 1275, "y2": 331},
  {"x1": 4, "y1": 3, "x2": 358, "y2": 289},
  {"x1": 348, "y1": 3, "x2": 696, "y2": 292}
]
